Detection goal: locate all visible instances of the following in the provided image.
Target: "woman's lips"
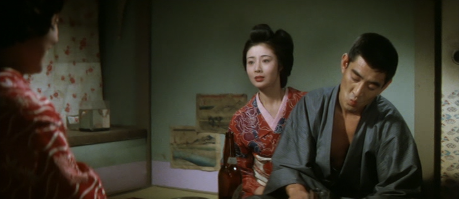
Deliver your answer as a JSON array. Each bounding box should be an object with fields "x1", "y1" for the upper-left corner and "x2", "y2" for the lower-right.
[{"x1": 255, "y1": 76, "x2": 264, "y2": 82}]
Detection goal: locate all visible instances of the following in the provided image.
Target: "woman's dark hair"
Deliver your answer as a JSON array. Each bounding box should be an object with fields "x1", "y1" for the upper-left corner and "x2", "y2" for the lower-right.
[
  {"x1": 242, "y1": 24, "x2": 294, "y2": 88},
  {"x1": 347, "y1": 33, "x2": 398, "y2": 85},
  {"x1": 0, "y1": 0, "x2": 64, "y2": 49}
]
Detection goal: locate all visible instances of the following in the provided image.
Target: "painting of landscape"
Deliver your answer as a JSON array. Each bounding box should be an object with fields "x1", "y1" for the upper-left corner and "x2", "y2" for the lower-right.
[{"x1": 170, "y1": 126, "x2": 221, "y2": 171}]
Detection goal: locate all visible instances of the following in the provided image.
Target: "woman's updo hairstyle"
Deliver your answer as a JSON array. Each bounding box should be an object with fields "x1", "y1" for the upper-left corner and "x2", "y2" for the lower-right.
[{"x1": 242, "y1": 24, "x2": 294, "y2": 88}]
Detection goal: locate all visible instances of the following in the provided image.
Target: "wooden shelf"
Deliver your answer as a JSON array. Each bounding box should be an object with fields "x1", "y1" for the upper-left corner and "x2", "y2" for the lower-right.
[{"x1": 67, "y1": 126, "x2": 147, "y2": 147}]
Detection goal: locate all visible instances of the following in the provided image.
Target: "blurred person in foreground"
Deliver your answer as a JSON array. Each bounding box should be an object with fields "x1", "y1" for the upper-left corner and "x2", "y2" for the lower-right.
[{"x1": 0, "y1": 0, "x2": 106, "y2": 198}]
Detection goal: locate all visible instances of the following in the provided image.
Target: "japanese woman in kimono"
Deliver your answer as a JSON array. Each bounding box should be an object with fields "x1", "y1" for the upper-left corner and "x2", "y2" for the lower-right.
[
  {"x1": 0, "y1": 0, "x2": 106, "y2": 198},
  {"x1": 228, "y1": 24, "x2": 307, "y2": 198}
]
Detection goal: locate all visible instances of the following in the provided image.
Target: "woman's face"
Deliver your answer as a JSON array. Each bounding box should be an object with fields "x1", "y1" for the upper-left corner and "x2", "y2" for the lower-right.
[
  {"x1": 20, "y1": 14, "x2": 59, "y2": 74},
  {"x1": 245, "y1": 43, "x2": 281, "y2": 91}
]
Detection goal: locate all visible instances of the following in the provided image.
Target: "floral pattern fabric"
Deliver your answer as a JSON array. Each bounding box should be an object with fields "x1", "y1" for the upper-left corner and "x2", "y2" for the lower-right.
[
  {"x1": 229, "y1": 87, "x2": 307, "y2": 198},
  {"x1": 0, "y1": 68, "x2": 106, "y2": 198},
  {"x1": 441, "y1": 89, "x2": 459, "y2": 198},
  {"x1": 25, "y1": 0, "x2": 103, "y2": 121}
]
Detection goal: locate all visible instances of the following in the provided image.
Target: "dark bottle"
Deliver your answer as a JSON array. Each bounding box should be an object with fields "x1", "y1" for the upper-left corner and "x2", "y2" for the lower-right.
[{"x1": 218, "y1": 130, "x2": 242, "y2": 199}]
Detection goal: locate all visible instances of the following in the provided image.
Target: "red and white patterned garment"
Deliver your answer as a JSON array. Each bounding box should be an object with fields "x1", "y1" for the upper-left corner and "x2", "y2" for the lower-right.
[
  {"x1": 229, "y1": 87, "x2": 307, "y2": 198},
  {"x1": 0, "y1": 68, "x2": 106, "y2": 199}
]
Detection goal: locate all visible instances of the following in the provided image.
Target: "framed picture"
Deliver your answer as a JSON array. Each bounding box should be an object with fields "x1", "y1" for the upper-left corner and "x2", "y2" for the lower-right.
[
  {"x1": 196, "y1": 94, "x2": 247, "y2": 134},
  {"x1": 170, "y1": 126, "x2": 221, "y2": 171}
]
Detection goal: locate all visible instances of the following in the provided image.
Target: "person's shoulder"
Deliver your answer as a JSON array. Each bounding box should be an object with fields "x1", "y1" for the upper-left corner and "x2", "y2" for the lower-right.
[
  {"x1": 0, "y1": 68, "x2": 33, "y2": 97},
  {"x1": 374, "y1": 95, "x2": 403, "y2": 118},
  {"x1": 287, "y1": 86, "x2": 335, "y2": 98},
  {"x1": 310, "y1": 85, "x2": 336, "y2": 94},
  {"x1": 286, "y1": 87, "x2": 307, "y2": 101},
  {"x1": 304, "y1": 85, "x2": 337, "y2": 102},
  {"x1": 0, "y1": 68, "x2": 21, "y2": 90},
  {"x1": 232, "y1": 93, "x2": 257, "y2": 117},
  {"x1": 287, "y1": 87, "x2": 307, "y2": 95},
  {"x1": 0, "y1": 69, "x2": 56, "y2": 120},
  {"x1": 1, "y1": 69, "x2": 29, "y2": 107},
  {"x1": 371, "y1": 95, "x2": 413, "y2": 138}
]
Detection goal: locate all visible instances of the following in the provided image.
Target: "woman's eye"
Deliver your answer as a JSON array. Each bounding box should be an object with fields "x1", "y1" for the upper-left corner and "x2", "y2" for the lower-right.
[{"x1": 263, "y1": 59, "x2": 270, "y2": 63}]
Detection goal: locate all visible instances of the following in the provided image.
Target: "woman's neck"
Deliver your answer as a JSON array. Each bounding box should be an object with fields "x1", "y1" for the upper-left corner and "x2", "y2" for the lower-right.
[
  {"x1": 258, "y1": 87, "x2": 286, "y2": 117},
  {"x1": 258, "y1": 87, "x2": 285, "y2": 105}
]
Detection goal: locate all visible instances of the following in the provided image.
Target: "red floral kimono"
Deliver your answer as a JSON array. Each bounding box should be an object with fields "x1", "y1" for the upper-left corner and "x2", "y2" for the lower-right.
[
  {"x1": 229, "y1": 87, "x2": 307, "y2": 198},
  {"x1": 0, "y1": 68, "x2": 106, "y2": 199}
]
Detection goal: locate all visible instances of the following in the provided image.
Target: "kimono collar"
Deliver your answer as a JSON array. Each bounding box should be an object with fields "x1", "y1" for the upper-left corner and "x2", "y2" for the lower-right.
[
  {"x1": 0, "y1": 67, "x2": 23, "y2": 77},
  {"x1": 256, "y1": 87, "x2": 289, "y2": 132}
]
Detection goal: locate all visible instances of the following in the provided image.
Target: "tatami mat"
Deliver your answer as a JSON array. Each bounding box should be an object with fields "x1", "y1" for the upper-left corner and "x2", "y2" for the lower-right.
[{"x1": 108, "y1": 186, "x2": 218, "y2": 199}]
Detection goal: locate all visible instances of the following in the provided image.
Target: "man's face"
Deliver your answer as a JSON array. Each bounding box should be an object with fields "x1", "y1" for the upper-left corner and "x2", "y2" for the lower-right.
[{"x1": 338, "y1": 54, "x2": 391, "y2": 114}]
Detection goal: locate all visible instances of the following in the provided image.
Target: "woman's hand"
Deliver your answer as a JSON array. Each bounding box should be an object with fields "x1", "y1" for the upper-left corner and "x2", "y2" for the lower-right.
[
  {"x1": 286, "y1": 184, "x2": 310, "y2": 199},
  {"x1": 254, "y1": 185, "x2": 265, "y2": 195}
]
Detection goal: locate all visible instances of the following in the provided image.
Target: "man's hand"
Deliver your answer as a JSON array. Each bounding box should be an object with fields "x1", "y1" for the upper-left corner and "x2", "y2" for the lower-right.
[
  {"x1": 286, "y1": 183, "x2": 310, "y2": 199},
  {"x1": 254, "y1": 185, "x2": 265, "y2": 195}
]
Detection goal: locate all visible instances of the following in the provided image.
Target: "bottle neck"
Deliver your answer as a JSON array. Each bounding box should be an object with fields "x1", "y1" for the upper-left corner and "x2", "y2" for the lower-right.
[{"x1": 223, "y1": 130, "x2": 237, "y2": 165}]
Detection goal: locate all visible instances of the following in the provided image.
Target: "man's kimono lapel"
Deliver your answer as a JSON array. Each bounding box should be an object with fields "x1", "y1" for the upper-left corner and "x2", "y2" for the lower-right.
[
  {"x1": 314, "y1": 86, "x2": 339, "y2": 184},
  {"x1": 338, "y1": 100, "x2": 376, "y2": 189}
]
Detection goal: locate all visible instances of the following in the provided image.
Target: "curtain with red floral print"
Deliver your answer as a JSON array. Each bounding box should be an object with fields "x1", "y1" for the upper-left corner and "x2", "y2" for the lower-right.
[{"x1": 26, "y1": 0, "x2": 103, "y2": 121}]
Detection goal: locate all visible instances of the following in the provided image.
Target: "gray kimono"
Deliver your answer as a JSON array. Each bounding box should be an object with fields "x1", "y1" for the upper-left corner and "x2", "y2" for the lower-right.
[{"x1": 263, "y1": 85, "x2": 422, "y2": 199}]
